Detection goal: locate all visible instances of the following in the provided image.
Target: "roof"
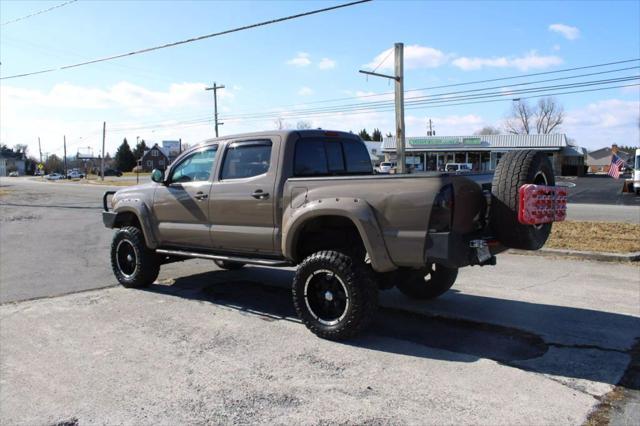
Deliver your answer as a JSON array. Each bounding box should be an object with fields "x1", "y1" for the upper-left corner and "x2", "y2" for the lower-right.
[
  {"x1": 586, "y1": 147, "x2": 631, "y2": 165},
  {"x1": 141, "y1": 143, "x2": 168, "y2": 160},
  {"x1": 199, "y1": 129, "x2": 359, "y2": 145},
  {"x1": 382, "y1": 133, "x2": 570, "y2": 151}
]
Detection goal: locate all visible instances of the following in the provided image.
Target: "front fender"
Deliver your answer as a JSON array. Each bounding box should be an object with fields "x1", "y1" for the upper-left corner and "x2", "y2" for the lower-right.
[
  {"x1": 282, "y1": 197, "x2": 396, "y2": 272},
  {"x1": 112, "y1": 201, "x2": 159, "y2": 249}
]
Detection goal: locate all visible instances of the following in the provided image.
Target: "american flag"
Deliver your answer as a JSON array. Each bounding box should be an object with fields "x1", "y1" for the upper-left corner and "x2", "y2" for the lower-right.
[{"x1": 607, "y1": 154, "x2": 625, "y2": 179}]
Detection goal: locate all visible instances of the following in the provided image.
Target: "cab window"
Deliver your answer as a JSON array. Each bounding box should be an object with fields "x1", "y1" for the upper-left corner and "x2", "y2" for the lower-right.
[
  {"x1": 294, "y1": 138, "x2": 372, "y2": 177},
  {"x1": 169, "y1": 147, "x2": 217, "y2": 183},
  {"x1": 220, "y1": 141, "x2": 272, "y2": 180}
]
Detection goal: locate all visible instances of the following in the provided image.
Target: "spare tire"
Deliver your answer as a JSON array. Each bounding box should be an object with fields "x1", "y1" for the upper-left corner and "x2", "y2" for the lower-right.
[{"x1": 490, "y1": 150, "x2": 555, "y2": 250}]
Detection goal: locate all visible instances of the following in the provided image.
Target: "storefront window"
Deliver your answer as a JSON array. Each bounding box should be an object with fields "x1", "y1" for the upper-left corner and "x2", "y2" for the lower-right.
[{"x1": 481, "y1": 152, "x2": 491, "y2": 171}]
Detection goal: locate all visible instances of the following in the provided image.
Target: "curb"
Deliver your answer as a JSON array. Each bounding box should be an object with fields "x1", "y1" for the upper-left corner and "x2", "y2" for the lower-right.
[{"x1": 509, "y1": 248, "x2": 640, "y2": 262}]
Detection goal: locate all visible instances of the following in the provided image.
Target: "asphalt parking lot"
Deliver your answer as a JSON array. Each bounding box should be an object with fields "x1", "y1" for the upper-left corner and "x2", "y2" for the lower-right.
[
  {"x1": 561, "y1": 174, "x2": 640, "y2": 206},
  {"x1": 1, "y1": 177, "x2": 639, "y2": 425}
]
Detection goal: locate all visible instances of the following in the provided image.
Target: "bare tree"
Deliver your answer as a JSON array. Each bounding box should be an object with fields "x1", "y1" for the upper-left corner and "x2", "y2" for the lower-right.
[
  {"x1": 504, "y1": 97, "x2": 563, "y2": 134},
  {"x1": 274, "y1": 117, "x2": 290, "y2": 130},
  {"x1": 504, "y1": 100, "x2": 533, "y2": 134},
  {"x1": 296, "y1": 120, "x2": 312, "y2": 130},
  {"x1": 473, "y1": 126, "x2": 501, "y2": 135},
  {"x1": 13, "y1": 144, "x2": 28, "y2": 157},
  {"x1": 535, "y1": 97, "x2": 564, "y2": 134}
]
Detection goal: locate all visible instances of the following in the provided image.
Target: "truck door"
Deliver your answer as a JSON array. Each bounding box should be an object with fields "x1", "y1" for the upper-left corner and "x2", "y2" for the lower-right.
[
  {"x1": 152, "y1": 146, "x2": 218, "y2": 248},
  {"x1": 209, "y1": 139, "x2": 278, "y2": 254}
]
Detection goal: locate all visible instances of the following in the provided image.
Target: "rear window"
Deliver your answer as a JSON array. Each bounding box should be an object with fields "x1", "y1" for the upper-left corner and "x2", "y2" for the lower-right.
[{"x1": 294, "y1": 138, "x2": 373, "y2": 177}]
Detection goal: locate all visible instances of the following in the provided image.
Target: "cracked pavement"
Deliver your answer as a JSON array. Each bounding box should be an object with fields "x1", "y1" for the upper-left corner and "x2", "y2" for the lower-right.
[{"x1": 1, "y1": 177, "x2": 639, "y2": 425}]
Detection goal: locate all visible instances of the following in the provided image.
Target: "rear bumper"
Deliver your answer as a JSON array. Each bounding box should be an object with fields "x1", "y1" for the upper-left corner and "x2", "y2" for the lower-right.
[{"x1": 425, "y1": 231, "x2": 504, "y2": 269}]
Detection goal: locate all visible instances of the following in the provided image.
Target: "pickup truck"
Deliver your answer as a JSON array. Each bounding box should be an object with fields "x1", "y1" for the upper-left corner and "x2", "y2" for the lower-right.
[{"x1": 103, "y1": 129, "x2": 566, "y2": 340}]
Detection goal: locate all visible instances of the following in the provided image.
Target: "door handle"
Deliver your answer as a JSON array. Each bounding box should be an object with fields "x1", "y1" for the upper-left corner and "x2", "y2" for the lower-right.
[
  {"x1": 194, "y1": 191, "x2": 208, "y2": 201},
  {"x1": 252, "y1": 189, "x2": 269, "y2": 200}
]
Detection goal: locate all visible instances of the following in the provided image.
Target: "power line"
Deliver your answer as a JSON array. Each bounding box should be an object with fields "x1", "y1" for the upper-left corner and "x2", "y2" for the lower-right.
[
  {"x1": 219, "y1": 74, "x2": 640, "y2": 120},
  {"x1": 226, "y1": 58, "x2": 640, "y2": 113},
  {"x1": 1, "y1": 0, "x2": 78, "y2": 26},
  {"x1": 0, "y1": 0, "x2": 371, "y2": 80},
  {"x1": 50, "y1": 82, "x2": 639, "y2": 151},
  {"x1": 220, "y1": 82, "x2": 640, "y2": 123},
  {"x1": 107, "y1": 78, "x2": 639, "y2": 131},
  {"x1": 221, "y1": 66, "x2": 639, "y2": 119},
  {"x1": 102, "y1": 61, "x2": 640, "y2": 132}
]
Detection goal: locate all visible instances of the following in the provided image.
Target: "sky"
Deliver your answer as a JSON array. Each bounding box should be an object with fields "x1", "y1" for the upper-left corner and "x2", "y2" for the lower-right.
[{"x1": 1, "y1": 0, "x2": 639, "y2": 159}]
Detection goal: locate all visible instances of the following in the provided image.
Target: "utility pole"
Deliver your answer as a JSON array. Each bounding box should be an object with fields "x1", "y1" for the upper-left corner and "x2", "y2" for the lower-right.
[
  {"x1": 359, "y1": 43, "x2": 406, "y2": 173},
  {"x1": 427, "y1": 119, "x2": 435, "y2": 136},
  {"x1": 205, "y1": 82, "x2": 225, "y2": 137},
  {"x1": 63, "y1": 135, "x2": 67, "y2": 176},
  {"x1": 101, "y1": 121, "x2": 106, "y2": 181},
  {"x1": 38, "y1": 137, "x2": 42, "y2": 163}
]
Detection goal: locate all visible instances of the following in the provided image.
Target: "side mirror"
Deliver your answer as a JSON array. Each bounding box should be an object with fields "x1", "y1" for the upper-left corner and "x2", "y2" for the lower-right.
[{"x1": 151, "y1": 169, "x2": 164, "y2": 183}]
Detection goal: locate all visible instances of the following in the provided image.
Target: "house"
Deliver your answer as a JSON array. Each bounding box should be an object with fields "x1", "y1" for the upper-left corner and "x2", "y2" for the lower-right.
[
  {"x1": 586, "y1": 147, "x2": 631, "y2": 173},
  {"x1": 0, "y1": 154, "x2": 26, "y2": 176},
  {"x1": 140, "y1": 143, "x2": 169, "y2": 172}
]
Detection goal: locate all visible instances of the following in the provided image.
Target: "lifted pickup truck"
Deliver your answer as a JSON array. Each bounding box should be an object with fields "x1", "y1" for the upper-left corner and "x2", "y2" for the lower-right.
[{"x1": 103, "y1": 130, "x2": 566, "y2": 340}]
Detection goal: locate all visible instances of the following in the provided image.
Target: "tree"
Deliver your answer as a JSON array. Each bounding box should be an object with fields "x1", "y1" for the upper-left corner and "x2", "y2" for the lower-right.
[
  {"x1": 505, "y1": 100, "x2": 533, "y2": 134},
  {"x1": 358, "y1": 129, "x2": 372, "y2": 141},
  {"x1": 133, "y1": 139, "x2": 147, "y2": 160},
  {"x1": 13, "y1": 144, "x2": 28, "y2": 158},
  {"x1": 114, "y1": 138, "x2": 136, "y2": 172},
  {"x1": 296, "y1": 120, "x2": 312, "y2": 130},
  {"x1": 274, "y1": 117, "x2": 290, "y2": 130},
  {"x1": 535, "y1": 97, "x2": 564, "y2": 134},
  {"x1": 45, "y1": 154, "x2": 63, "y2": 173},
  {"x1": 504, "y1": 97, "x2": 563, "y2": 135},
  {"x1": 473, "y1": 126, "x2": 501, "y2": 135},
  {"x1": 371, "y1": 128, "x2": 383, "y2": 141},
  {"x1": 385, "y1": 132, "x2": 394, "y2": 138}
]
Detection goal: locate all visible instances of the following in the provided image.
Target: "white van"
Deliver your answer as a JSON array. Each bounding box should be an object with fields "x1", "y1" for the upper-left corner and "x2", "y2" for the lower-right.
[
  {"x1": 444, "y1": 163, "x2": 473, "y2": 173},
  {"x1": 634, "y1": 149, "x2": 640, "y2": 195}
]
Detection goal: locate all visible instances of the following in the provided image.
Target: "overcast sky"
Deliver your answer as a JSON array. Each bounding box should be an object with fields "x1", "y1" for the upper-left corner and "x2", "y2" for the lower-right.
[{"x1": 1, "y1": 0, "x2": 638, "y2": 158}]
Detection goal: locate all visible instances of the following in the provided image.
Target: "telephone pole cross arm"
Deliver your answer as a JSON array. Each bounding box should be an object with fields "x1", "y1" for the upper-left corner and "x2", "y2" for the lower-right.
[
  {"x1": 359, "y1": 42, "x2": 405, "y2": 173},
  {"x1": 205, "y1": 82, "x2": 225, "y2": 138}
]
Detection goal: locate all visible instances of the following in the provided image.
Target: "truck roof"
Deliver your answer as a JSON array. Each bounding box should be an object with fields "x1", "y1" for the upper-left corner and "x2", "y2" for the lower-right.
[{"x1": 199, "y1": 129, "x2": 360, "y2": 145}]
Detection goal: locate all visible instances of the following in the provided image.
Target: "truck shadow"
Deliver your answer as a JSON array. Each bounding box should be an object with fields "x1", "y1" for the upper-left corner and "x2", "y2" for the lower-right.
[{"x1": 141, "y1": 266, "x2": 639, "y2": 389}]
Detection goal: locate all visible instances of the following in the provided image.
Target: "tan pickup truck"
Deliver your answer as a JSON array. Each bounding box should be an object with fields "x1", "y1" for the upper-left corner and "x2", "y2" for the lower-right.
[{"x1": 103, "y1": 129, "x2": 566, "y2": 340}]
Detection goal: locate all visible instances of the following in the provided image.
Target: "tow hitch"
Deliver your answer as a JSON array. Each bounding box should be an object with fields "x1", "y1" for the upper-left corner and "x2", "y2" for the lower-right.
[
  {"x1": 470, "y1": 239, "x2": 495, "y2": 265},
  {"x1": 518, "y1": 184, "x2": 567, "y2": 225}
]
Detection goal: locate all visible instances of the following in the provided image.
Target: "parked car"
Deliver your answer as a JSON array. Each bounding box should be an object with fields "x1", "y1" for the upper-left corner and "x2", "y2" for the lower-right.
[
  {"x1": 104, "y1": 169, "x2": 123, "y2": 177},
  {"x1": 46, "y1": 173, "x2": 64, "y2": 180},
  {"x1": 34, "y1": 170, "x2": 45, "y2": 176},
  {"x1": 67, "y1": 170, "x2": 84, "y2": 179},
  {"x1": 444, "y1": 163, "x2": 473, "y2": 172},
  {"x1": 376, "y1": 162, "x2": 395, "y2": 174},
  {"x1": 8, "y1": 171, "x2": 19, "y2": 177},
  {"x1": 102, "y1": 130, "x2": 566, "y2": 340}
]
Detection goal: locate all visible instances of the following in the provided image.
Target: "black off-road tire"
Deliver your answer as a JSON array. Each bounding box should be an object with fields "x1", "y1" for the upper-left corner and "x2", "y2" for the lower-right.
[
  {"x1": 491, "y1": 150, "x2": 555, "y2": 250},
  {"x1": 110, "y1": 226, "x2": 160, "y2": 288},
  {"x1": 214, "y1": 260, "x2": 246, "y2": 270},
  {"x1": 292, "y1": 250, "x2": 378, "y2": 340},
  {"x1": 395, "y1": 264, "x2": 458, "y2": 300}
]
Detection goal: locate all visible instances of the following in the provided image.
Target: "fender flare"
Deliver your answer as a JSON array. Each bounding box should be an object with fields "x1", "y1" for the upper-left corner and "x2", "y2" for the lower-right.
[
  {"x1": 113, "y1": 203, "x2": 159, "y2": 249},
  {"x1": 282, "y1": 198, "x2": 396, "y2": 272}
]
